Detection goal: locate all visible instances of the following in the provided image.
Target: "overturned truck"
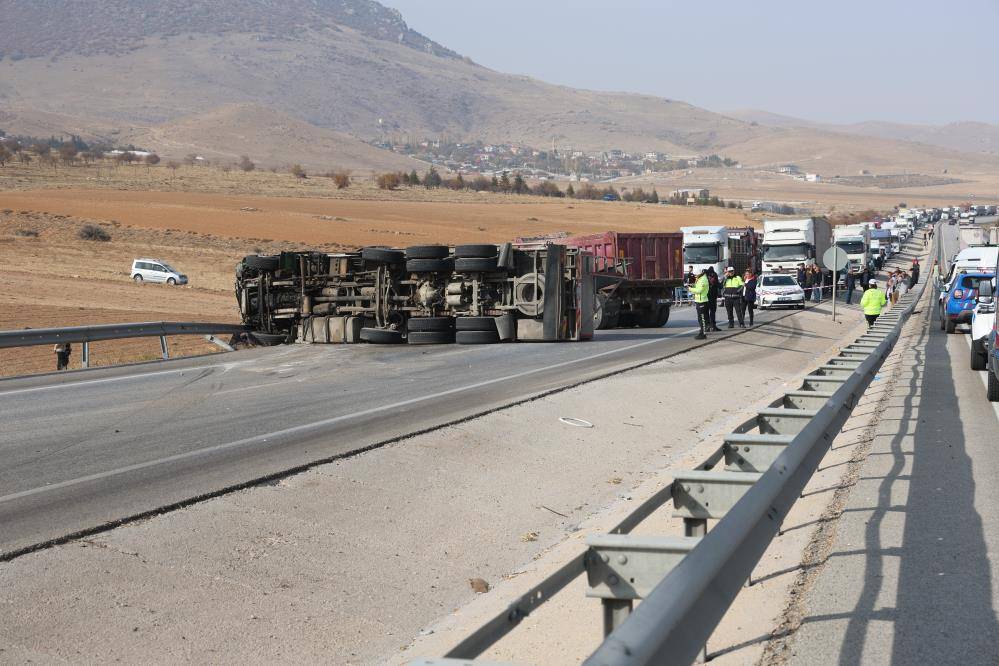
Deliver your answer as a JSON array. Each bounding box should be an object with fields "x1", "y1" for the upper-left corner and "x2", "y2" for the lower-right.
[{"x1": 236, "y1": 243, "x2": 594, "y2": 345}]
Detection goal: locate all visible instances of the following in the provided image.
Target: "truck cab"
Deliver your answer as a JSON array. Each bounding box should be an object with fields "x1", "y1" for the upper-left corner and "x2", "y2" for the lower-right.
[
  {"x1": 832, "y1": 224, "x2": 871, "y2": 274},
  {"x1": 761, "y1": 218, "x2": 831, "y2": 274}
]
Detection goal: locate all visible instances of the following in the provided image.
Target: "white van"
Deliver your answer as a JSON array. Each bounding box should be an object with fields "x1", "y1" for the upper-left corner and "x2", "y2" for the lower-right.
[{"x1": 131, "y1": 258, "x2": 188, "y2": 285}]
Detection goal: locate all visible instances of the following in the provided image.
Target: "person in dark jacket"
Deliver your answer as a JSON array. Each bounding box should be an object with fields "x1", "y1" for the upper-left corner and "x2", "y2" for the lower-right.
[
  {"x1": 796, "y1": 264, "x2": 806, "y2": 287},
  {"x1": 909, "y1": 259, "x2": 920, "y2": 288},
  {"x1": 743, "y1": 269, "x2": 758, "y2": 326},
  {"x1": 803, "y1": 267, "x2": 814, "y2": 301},
  {"x1": 844, "y1": 270, "x2": 857, "y2": 305},
  {"x1": 706, "y1": 266, "x2": 721, "y2": 331}
]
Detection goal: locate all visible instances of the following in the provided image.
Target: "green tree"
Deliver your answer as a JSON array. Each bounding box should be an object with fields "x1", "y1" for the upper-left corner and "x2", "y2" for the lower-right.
[
  {"x1": 566, "y1": 183, "x2": 575, "y2": 197},
  {"x1": 650, "y1": 189, "x2": 659, "y2": 204},
  {"x1": 499, "y1": 171, "x2": 511, "y2": 192},
  {"x1": 408, "y1": 169, "x2": 419, "y2": 186}
]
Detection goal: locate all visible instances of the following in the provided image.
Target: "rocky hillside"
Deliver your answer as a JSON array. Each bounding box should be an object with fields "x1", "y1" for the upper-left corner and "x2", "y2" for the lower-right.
[
  {"x1": 0, "y1": 0, "x2": 457, "y2": 59},
  {"x1": 1, "y1": 0, "x2": 996, "y2": 176}
]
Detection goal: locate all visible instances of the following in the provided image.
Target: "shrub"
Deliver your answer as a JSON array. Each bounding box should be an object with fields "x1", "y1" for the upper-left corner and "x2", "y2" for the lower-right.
[
  {"x1": 332, "y1": 171, "x2": 351, "y2": 189},
  {"x1": 239, "y1": 155, "x2": 255, "y2": 172},
  {"x1": 290, "y1": 164, "x2": 307, "y2": 179},
  {"x1": 79, "y1": 224, "x2": 111, "y2": 242},
  {"x1": 15, "y1": 229, "x2": 39, "y2": 237},
  {"x1": 377, "y1": 172, "x2": 402, "y2": 190}
]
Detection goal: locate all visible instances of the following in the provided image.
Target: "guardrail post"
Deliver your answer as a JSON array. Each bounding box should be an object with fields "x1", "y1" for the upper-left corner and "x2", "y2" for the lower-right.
[
  {"x1": 82, "y1": 341, "x2": 89, "y2": 369},
  {"x1": 682, "y1": 519, "x2": 709, "y2": 663},
  {"x1": 159, "y1": 335, "x2": 170, "y2": 359},
  {"x1": 603, "y1": 599, "x2": 632, "y2": 636}
]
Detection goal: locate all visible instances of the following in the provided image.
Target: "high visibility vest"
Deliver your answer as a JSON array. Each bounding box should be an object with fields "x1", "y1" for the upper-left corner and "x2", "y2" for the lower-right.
[{"x1": 689, "y1": 274, "x2": 709, "y2": 303}]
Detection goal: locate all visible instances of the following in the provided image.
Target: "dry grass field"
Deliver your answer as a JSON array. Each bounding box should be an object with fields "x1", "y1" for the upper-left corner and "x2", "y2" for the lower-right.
[{"x1": 0, "y1": 163, "x2": 751, "y2": 376}]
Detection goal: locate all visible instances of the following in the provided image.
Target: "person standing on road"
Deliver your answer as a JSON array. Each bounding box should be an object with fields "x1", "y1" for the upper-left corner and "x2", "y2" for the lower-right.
[
  {"x1": 743, "y1": 269, "x2": 758, "y2": 326},
  {"x1": 796, "y1": 264, "x2": 806, "y2": 288},
  {"x1": 813, "y1": 266, "x2": 825, "y2": 302},
  {"x1": 706, "y1": 266, "x2": 721, "y2": 331},
  {"x1": 910, "y1": 259, "x2": 920, "y2": 288},
  {"x1": 861, "y1": 279, "x2": 887, "y2": 328},
  {"x1": 689, "y1": 269, "x2": 711, "y2": 340},
  {"x1": 722, "y1": 266, "x2": 746, "y2": 328},
  {"x1": 803, "y1": 266, "x2": 814, "y2": 301},
  {"x1": 685, "y1": 265, "x2": 696, "y2": 286},
  {"x1": 844, "y1": 270, "x2": 857, "y2": 305},
  {"x1": 54, "y1": 342, "x2": 72, "y2": 371}
]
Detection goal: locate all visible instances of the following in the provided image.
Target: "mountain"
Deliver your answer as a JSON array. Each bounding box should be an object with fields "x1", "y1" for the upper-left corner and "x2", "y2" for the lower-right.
[
  {"x1": 728, "y1": 109, "x2": 999, "y2": 157},
  {"x1": 128, "y1": 103, "x2": 424, "y2": 172},
  {"x1": 2, "y1": 0, "x2": 998, "y2": 176}
]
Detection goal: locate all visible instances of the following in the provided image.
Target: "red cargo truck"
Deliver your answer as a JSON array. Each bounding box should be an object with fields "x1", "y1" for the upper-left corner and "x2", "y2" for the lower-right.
[{"x1": 515, "y1": 231, "x2": 684, "y2": 329}]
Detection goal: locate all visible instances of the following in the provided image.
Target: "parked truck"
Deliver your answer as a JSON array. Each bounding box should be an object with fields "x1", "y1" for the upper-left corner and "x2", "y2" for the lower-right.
[
  {"x1": 959, "y1": 223, "x2": 999, "y2": 250},
  {"x1": 832, "y1": 223, "x2": 871, "y2": 273},
  {"x1": 516, "y1": 231, "x2": 684, "y2": 329},
  {"x1": 235, "y1": 243, "x2": 594, "y2": 346},
  {"x1": 680, "y1": 226, "x2": 759, "y2": 278},
  {"x1": 761, "y1": 217, "x2": 832, "y2": 273}
]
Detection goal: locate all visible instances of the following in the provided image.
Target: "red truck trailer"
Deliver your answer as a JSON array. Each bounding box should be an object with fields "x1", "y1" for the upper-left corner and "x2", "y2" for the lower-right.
[{"x1": 515, "y1": 231, "x2": 684, "y2": 329}]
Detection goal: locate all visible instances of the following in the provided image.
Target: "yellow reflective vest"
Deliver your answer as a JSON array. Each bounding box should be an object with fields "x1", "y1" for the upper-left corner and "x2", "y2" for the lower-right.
[
  {"x1": 689, "y1": 274, "x2": 709, "y2": 303},
  {"x1": 860, "y1": 287, "x2": 887, "y2": 315}
]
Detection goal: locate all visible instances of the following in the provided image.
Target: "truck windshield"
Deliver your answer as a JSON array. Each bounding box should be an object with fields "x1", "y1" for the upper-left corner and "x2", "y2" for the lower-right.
[
  {"x1": 763, "y1": 244, "x2": 809, "y2": 262},
  {"x1": 683, "y1": 244, "x2": 721, "y2": 263},
  {"x1": 836, "y1": 241, "x2": 866, "y2": 255}
]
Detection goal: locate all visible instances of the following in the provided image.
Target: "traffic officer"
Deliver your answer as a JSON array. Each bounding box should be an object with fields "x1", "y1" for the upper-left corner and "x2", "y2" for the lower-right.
[
  {"x1": 722, "y1": 266, "x2": 746, "y2": 328},
  {"x1": 689, "y1": 268, "x2": 710, "y2": 340},
  {"x1": 860, "y1": 278, "x2": 887, "y2": 328}
]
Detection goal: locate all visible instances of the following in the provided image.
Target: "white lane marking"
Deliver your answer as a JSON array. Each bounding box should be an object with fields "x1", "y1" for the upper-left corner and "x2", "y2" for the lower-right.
[
  {"x1": 0, "y1": 346, "x2": 317, "y2": 399},
  {"x1": 0, "y1": 327, "x2": 703, "y2": 504},
  {"x1": 0, "y1": 365, "x2": 226, "y2": 398},
  {"x1": 963, "y1": 335, "x2": 999, "y2": 421}
]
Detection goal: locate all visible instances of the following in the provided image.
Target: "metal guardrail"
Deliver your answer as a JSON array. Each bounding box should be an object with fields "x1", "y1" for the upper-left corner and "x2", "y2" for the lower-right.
[
  {"x1": 0, "y1": 321, "x2": 246, "y2": 367},
  {"x1": 426, "y1": 237, "x2": 931, "y2": 666}
]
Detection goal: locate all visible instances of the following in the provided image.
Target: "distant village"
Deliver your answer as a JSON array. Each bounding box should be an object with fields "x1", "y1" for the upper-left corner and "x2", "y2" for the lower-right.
[{"x1": 371, "y1": 138, "x2": 741, "y2": 182}]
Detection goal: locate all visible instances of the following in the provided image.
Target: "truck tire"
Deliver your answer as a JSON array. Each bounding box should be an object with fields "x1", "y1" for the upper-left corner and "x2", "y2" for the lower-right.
[
  {"x1": 455, "y1": 257, "x2": 499, "y2": 273},
  {"x1": 971, "y1": 342, "x2": 988, "y2": 371},
  {"x1": 406, "y1": 258, "x2": 453, "y2": 273},
  {"x1": 360, "y1": 327, "x2": 404, "y2": 344},
  {"x1": 244, "y1": 255, "x2": 280, "y2": 271},
  {"x1": 989, "y1": 370, "x2": 999, "y2": 402},
  {"x1": 456, "y1": 330, "x2": 501, "y2": 344},
  {"x1": 656, "y1": 304, "x2": 671, "y2": 327},
  {"x1": 593, "y1": 294, "x2": 608, "y2": 330},
  {"x1": 405, "y1": 245, "x2": 450, "y2": 260},
  {"x1": 407, "y1": 330, "x2": 455, "y2": 345},
  {"x1": 408, "y1": 316, "x2": 454, "y2": 332},
  {"x1": 361, "y1": 247, "x2": 405, "y2": 265},
  {"x1": 456, "y1": 316, "x2": 497, "y2": 332},
  {"x1": 455, "y1": 244, "x2": 498, "y2": 259},
  {"x1": 946, "y1": 319, "x2": 957, "y2": 334}
]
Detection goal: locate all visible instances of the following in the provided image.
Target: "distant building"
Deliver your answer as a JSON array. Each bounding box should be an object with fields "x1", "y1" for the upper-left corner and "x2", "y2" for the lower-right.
[
  {"x1": 778, "y1": 164, "x2": 801, "y2": 174},
  {"x1": 671, "y1": 187, "x2": 710, "y2": 204},
  {"x1": 805, "y1": 173, "x2": 821, "y2": 182}
]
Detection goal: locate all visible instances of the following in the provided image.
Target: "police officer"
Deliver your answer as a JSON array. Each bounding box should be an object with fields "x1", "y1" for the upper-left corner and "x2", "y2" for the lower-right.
[
  {"x1": 689, "y1": 268, "x2": 710, "y2": 340},
  {"x1": 722, "y1": 266, "x2": 746, "y2": 328}
]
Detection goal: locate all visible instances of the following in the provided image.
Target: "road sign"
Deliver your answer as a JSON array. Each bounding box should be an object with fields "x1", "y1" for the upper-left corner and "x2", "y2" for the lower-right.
[{"x1": 823, "y1": 246, "x2": 849, "y2": 272}]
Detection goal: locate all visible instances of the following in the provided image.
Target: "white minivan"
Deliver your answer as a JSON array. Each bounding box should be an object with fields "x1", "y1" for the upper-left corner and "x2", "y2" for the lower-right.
[{"x1": 131, "y1": 258, "x2": 188, "y2": 285}]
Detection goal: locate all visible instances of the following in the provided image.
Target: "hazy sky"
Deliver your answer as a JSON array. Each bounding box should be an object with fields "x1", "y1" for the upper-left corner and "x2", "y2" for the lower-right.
[{"x1": 381, "y1": 0, "x2": 999, "y2": 126}]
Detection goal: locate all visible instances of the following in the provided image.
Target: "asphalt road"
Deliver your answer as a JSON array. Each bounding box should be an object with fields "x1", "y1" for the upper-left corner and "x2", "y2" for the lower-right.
[
  {"x1": 789, "y1": 223, "x2": 999, "y2": 664},
  {"x1": 0, "y1": 303, "x2": 803, "y2": 557}
]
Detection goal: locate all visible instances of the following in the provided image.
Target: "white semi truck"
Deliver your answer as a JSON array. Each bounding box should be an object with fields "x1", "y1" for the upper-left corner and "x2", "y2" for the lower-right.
[
  {"x1": 680, "y1": 226, "x2": 758, "y2": 277},
  {"x1": 761, "y1": 218, "x2": 832, "y2": 273},
  {"x1": 832, "y1": 223, "x2": 871, "y2": 273}
]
